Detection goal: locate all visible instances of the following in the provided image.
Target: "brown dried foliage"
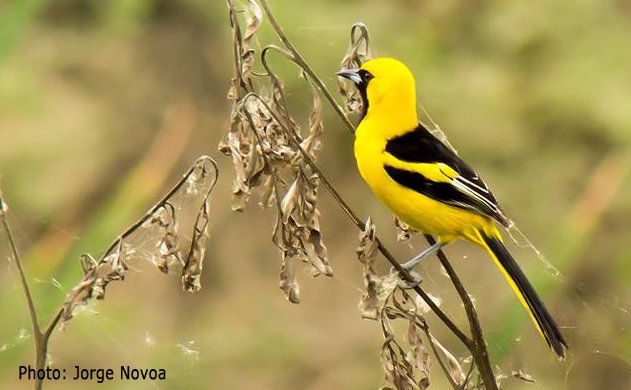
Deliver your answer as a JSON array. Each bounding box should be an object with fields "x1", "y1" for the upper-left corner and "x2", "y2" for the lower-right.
[
  {"x1": 222, "y1": 0, "x2": 332, "y2": 303},
  {"x1": 357, "y1": 220, "x2": 470, "y2": 389},
  {"x1": 61, "y1": 156, "x2": 218, "y2": 324},
  {"x1": 338, "y1": 23, "x2": 372, "y2": 114}
]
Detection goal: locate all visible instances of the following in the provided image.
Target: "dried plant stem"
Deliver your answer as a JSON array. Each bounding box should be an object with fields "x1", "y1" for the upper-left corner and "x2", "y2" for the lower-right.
[
  {"x1": 421, "y1": 326, "x2": 462, "y2": 389},
  {"x1": 258, "y1": 0, "x2": 355, "y2": 134},
  {"x1": 1, "y1": 155, "x2": 217, "y2": 390},
  {"x1": 100, "y1": 157, "x2": 218, "y2": 262},
  {"x1": 427, "y1": 234, "x2": 498, "y2": 390},
  {"x1": 1, "y1": 199, "x2": 46, "y2": 390}
]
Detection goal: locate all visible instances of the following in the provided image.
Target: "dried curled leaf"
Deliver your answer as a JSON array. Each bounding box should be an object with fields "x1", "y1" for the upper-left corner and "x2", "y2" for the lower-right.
[
  {"x1": 406, "y1": 315, "x2": 430, "y2": 389},
  {"x1": 223, "y1": 0, "x2": 335, "y2": 304},
  {"x1": 222, "y1": 0, "x2": 268, "y2": 211},
  {"x1": 395, "y1": 217, "x2": 413, "y2": 242},
  {"x1": 429, "y1": 334, "x2": 467, "y2": 386},
  {"x1": 219, "y1": 114, "x2": 262, "y2": 211},
  {"x1": 356, "y1": 218, "x2": 397, "y2": 320},
  {"x1": 273, "y1": 164, "x2": 332, "y2": 303},
  {"x1": 279, "y1": 249, "x2": 300, "y2": 304},
  {"x1": 338, "y1": 22, "x2": 372, "y2": 114},
  {"x1": 152, "y1": 204, "x2": 182, "y2": 273},
  {"x1": 182, "y1": 200, "x2": 210, "y2": 293},
  {"x1": 240, "y1": 0, "x2": 263, "y2": 86},
  {"x1": 376, "y1": 288, "x2": 436, "y2": 390},
  {"x1": 221, "y1": 96, "x2": 297, "y2": 211},
  {"x1": 300, "y1": 81, "x2": 324, "y2": 156}
]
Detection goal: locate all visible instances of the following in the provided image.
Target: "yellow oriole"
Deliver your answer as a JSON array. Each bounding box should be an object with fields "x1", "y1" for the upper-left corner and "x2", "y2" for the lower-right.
[{"x1": 337, "y1": 58, "x2": 567, "y2": 359}]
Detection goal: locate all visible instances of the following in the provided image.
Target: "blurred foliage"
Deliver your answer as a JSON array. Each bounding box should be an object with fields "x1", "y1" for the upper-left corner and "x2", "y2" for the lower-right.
[{"x1": 1, "y1": 0, "x2": 630, "y2": 389}]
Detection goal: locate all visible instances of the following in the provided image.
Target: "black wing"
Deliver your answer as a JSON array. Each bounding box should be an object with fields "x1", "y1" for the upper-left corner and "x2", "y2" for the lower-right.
[{"x1": 384, "y1": 123, "x2": 510, "y2": 227}]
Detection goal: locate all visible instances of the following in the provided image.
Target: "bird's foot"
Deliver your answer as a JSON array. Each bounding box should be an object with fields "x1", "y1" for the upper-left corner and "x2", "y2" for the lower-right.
[{"x1": 390, "y1": 266, "x2": 423, "y2": 288}]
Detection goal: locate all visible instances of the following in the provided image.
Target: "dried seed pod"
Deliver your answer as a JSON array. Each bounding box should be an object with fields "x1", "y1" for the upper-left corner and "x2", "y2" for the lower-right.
[
  {"x1": 375, "y1": 288, "x2": 444, "y2": 389},
  {"x1": 300, "y1": 81, "x2": 324, "y2": 156},
  {"x1": 182, "y1": 201, "x2": 210, "y2": 293},
  {"x1": 240, "y1": 0, "x2": 263, "y2": 86},
  {"x1": 61, "y1": 267, "x2": 97, "y2": 324},
  {"x1": 356, "y1": 218, "x2": 398, "y2": 319},
  {"x1": 153, "y1": 204, "x2": 182, "y2": 273},
  {"x1": 279, "y1": 249, "x2": 300, "y2": 304},
  {"x1": 428, "y1": 334, "x2": 467, "y2": 386},
  {"x1": 406, "y1": 315, "x2": 430, "y2": 389}
]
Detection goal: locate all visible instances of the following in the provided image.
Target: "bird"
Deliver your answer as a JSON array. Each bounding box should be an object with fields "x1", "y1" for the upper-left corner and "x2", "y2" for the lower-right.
[{"x1": 337, "y1": 57, "x2": 567, "y2": 359}]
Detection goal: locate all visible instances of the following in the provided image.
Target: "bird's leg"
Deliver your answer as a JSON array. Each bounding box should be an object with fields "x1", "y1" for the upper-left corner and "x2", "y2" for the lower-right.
[
  {"x1": 392, "y1": 241, "x2": 447, "y2": 288},
  {"x1": 401, "y1": 241, "x2": 445, "y2": 271}
]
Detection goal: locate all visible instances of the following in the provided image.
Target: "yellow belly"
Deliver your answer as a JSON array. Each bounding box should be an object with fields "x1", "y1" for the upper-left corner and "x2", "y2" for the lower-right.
[{"x1": 353, "y1": 130, "x2": 497, "y2": 245}]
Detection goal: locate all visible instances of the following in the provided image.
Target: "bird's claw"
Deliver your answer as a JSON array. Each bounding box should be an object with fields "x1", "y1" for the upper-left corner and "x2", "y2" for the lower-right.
[{"x1": 390, "y1": 266, "x2": 423, "y2": 289}]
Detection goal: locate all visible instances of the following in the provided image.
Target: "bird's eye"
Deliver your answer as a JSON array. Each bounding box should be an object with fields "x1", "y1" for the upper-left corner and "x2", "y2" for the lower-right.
[{"x1": 360, "y1": 70, "x2": 374, "y2": 82}]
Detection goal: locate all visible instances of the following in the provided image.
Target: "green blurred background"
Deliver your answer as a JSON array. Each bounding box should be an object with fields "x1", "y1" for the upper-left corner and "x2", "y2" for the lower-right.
[{"x1": 1, "y1": 0, "x2": 630, "y2": 389}]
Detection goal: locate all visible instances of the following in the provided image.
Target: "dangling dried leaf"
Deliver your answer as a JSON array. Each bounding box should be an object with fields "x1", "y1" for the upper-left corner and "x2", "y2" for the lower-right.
[
  {"x1": 356, "y1": 217, "x2": 378, "y2": 261},
  {"x1": 355, "y1": 218, "x2": 399, "y2": 319},
  {"x1": 182, "y1": 200, "x2": 210, "y2": 293},
  {"x1": 338, "y1": 22, "x2": 372, "y2": 114},
  {"x1": 240, "y1": 0, "x2": 263, "y2": 87},
  {"x1": 301, "y1": 81, "x2": 324, "y2": 156},
  {"x1": 380, "y1": 339, "x2": 419, "y2": 390},
  {"x1": 221, "y1": 1, "x2": 270, "y2": 211},
  {"x1": 429, "y1": 334, "x2": 467, "y2": 385},
  {"x1": 375, "y1": 288, "x2": 443, "y2": 389},
  {"x1": 279, "y1": 249, "x2": 300, "y2": 303},
  {"x1": 395, "y1": 217, "x2": 413, "y2": 242},
  {"x1": 274, "y1": 163, "x2": 332, "y2": 299},
  {"x1": 406, "y1": 315, "x2": 431, "y2": 389},
  {"x1": 151, "y1": 203, "x2": 182, "y2": 273},
  {"x1": 356, "y1": 217, "x2": 379, "y2": 319}
]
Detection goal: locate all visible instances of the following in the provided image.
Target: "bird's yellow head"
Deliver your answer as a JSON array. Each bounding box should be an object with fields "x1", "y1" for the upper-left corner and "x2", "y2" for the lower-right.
[{"x1": 337, "y1": 57, "x2": 418, "y2": 132}]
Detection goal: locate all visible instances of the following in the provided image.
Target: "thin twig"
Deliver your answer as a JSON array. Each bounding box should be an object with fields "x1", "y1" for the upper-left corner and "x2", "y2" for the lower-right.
[
  {"x1": 259, "y1": 0, "x2": 356, "y2": 134},
  {"x1": 1, "y1": 192, "x2": 46, "y2": 390},
  {"x1": 426, "y1": 235, "x2": 498, "y2": 390},
  {"x1": 400, "y1": 289, "x2": 462, "y2": 390},
  {"x1": 1, "y1": 155, "x2": 218, "y2": 390}
]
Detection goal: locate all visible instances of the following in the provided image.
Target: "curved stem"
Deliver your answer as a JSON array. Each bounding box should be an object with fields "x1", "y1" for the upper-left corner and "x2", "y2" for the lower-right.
[
  {"x1": 259, "y1": 0, "x2": 356, "y2": 134},
  {"x1": 426, "y1": 235, "x2": 498, "y2": 390},
  {"x1": 1, "y1": 195, "x2": 45, "y2": 390},
  {"x1": 99, "y1": 156, "x2": 218, "y2": 262}
]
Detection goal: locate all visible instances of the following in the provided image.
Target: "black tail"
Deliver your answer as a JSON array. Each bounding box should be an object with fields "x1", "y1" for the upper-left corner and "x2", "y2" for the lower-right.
[{"x1": 482, "y1": 233, "x2": 567, "y2": 359}]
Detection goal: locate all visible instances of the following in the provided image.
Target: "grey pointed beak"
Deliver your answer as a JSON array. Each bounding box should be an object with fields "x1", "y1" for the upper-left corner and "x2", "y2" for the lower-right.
[{"x1": 336, "y1": 68, "x2": 362, "y2": 85}]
